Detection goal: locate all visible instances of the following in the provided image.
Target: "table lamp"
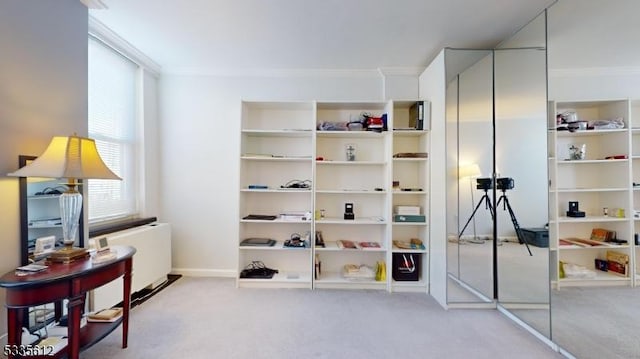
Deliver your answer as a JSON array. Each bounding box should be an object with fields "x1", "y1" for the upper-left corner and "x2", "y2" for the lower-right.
[
  {"x1": 8, "y1": 135, "x2": 121, "y2": 262},
  {"x1": 458, "y1": 163, "x2": 483, "y2": 244}
]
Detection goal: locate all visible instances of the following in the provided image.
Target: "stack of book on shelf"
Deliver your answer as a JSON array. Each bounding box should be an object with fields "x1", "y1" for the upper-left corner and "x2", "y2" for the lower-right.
[
  {"x1": 603, "y1": 250, "x2": 629, "y2": 276},
  {"x1": 342, "y1": 264, "x2": 375, "y2": 281},
  {"x1": 87, "y1": 308, "x2": 123, "y2": 323}
]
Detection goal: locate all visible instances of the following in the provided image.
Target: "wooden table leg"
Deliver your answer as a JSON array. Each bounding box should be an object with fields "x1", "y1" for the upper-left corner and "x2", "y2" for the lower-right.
[
  {"x1": 122, "y1": 257, "x2": 133, "y2": 348},
  {"x1": 6, "y1": 308, "x2": 23, "y2": 359},
  {"x1": 68, "y1": 280, "x2": 85, "y2": 359}
]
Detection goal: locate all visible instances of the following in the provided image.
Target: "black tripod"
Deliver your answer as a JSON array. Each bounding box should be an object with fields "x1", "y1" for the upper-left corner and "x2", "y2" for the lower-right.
[
  {"x1": 459, "y1": 187, "x2": 495, "y2": 242},
  {"x1": 459, "y1": 187, "x2": 532, "y2": 256},
  {"x1": 496, "y1": 189, "x2": 532, "y2": 256}
]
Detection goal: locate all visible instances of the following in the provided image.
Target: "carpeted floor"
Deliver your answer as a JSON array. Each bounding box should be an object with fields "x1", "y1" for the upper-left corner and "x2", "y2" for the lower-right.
[
  {"x1": 81, "y1": 277, "x2": 562, "y2": 359},
  {"x1": 551, "y1": 286, "x2": 640, "y2": 359}
]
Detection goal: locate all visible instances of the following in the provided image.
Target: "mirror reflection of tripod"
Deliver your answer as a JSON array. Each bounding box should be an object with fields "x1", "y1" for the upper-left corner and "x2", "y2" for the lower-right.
[{"x1": 458, "y1": 177, "x2": 532, "y2": 256}]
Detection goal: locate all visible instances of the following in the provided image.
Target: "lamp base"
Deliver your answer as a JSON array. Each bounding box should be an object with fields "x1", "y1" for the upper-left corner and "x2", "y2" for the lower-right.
[{"x1": 47, "y1": 246, "x2": 89, "y2": 264}]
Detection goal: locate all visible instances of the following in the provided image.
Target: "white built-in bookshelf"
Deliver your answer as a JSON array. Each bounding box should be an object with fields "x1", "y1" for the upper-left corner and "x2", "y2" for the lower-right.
[
  {"x1": 548, "y1": 99, "x2": 640, "y2": 288},
  {"x1": 238, "y1": 100, "x2": 430, "y2": 292}
]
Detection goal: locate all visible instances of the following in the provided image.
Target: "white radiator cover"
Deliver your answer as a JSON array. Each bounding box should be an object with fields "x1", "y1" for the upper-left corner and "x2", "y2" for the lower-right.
[{"x1": 89, "y1": 222, "x2": 172, "y2": 311}]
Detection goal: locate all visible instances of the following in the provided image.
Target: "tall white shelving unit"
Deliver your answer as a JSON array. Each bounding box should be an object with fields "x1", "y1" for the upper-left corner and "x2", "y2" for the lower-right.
[
  {"x1": 548, "y1": 99, "x2": 635, "y2": 288},
  {"x1": 314, "y1": 102, "x2": 391, "y2": 290},
  {"x1": 390, "y1": 101, "x2": 430, "y2": 293},
  {"x1": 237, "y1": 100, "x2": 430, "y2": 292},
  {"x1": 238, "y1": 101, "x2": 315, "y2": 288}
]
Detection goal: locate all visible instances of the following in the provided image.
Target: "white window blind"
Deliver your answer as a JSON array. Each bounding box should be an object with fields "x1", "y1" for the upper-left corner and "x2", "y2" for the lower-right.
[{"x1": 88, "y1": 37, "x2": 139, "y2": 223}]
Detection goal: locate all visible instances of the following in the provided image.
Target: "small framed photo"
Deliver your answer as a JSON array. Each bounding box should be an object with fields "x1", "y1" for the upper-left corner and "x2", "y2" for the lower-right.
[
  {"x1": 95, "y1": 237, "x2": 110, "y2": 253},
  {"x1": 34, "y1": 235, "x2": 56, "y2": 254}
]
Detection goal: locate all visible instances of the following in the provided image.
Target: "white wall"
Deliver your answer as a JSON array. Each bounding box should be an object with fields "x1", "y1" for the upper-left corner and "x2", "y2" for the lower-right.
[
  {"x1": 0, "y1": 0, "x2": 88, "y2": 343},
  {"x1": 419, "y1": 51, "x2": 447, "y2": 307},
  {"x1": 160, "y1": 71, "x2": 416, "y2": 275},
  {"x1": 548, "y1": 0, "x2": 640, "y2": 100}
]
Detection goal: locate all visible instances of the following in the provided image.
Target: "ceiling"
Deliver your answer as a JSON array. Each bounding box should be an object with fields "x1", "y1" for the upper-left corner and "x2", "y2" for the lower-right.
[{"x1": 90, "y1": 0, "x2": 555, "y2": 74}]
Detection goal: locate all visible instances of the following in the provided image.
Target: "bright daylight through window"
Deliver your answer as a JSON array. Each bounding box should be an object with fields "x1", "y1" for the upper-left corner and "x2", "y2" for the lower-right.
[{"x1": 88, "y1": 37, "x2": 139, "y2": 223}]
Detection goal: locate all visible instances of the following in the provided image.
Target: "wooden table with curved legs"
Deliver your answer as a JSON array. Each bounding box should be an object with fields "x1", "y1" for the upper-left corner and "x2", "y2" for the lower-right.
[{"x1": 0, "y1": 245, "x2": 136, "y2": 359}]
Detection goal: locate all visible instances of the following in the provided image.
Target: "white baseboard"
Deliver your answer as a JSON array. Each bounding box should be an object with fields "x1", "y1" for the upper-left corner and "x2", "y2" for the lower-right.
[
  {"x1": 171, "y1": 268, "x2": 236, "y2": 277},
  {"x1": 497, "y1": 305, "x2": 559, "y2": 354}
]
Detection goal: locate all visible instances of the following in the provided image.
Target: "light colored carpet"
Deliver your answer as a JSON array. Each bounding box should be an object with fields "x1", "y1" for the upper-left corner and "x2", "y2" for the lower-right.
[
  {"x1": 81, "y1": 277, "x2": 562, "y2": 359},
  {"x1": 551, "y1": 286, "x2": 640, "y2": 359}
]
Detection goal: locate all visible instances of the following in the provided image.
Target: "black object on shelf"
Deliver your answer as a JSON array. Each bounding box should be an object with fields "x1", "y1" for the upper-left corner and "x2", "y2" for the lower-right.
[
  {"x1": 344, "y1": 203, "x2": 354, "y2": 220},
  {"x1": 392, "y1": 253, "x2": 420, "y2": 281},
  {"x1": 239, "y1": 261, "x2": 278, "y2": 279},
  {"x1": 240, "y1": 238, "x2": 276, "y2": 247},
  {"x1": 243, "y1": 214, "x2": 277, "y2": 220}
]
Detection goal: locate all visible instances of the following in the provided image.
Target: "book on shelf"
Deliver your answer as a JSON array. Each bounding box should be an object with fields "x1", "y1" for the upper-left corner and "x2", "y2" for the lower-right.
[
  {"x1": 240, "y1": 238, "x2": 276, "y2": 247},
  {"x1": 315, "y1": 231, "x2": 325, "y2": 248},
  {"x1": 560, "y1": 237, "x2": 613, "y2": 247},
  {"x1": 392, "y1": 152, "x2": 428, "y2": 158},
  {"x1": 590, "y1": 228, "x2": 616, "y2": 242},
  {"x1": 337, "y1": 240, "x2": 358, "y2": 249},
  {"x1": 606, "y1": 250, "x2": 629, "y2": 265},
  {"x1": 392, "y1": 238, "x2": 425, "y2": 250},
  {"x1": 607, "y1": 260, "x2": 628, "y2": 276},
  {"x1": 87, "y1": 307, "x2": 123, "y2": 322},
  {"x1": 357, "y1": 241, "x2": 381, "y2": 249},
  {"x1": 35, "y1": 336, "x2": 67, "y2": 355},
  {"x1": 314, "y1": 254, "x2": 321, "y2": 279}
]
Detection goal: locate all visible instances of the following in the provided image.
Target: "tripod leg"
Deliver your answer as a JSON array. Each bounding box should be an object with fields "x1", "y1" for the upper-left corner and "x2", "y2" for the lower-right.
[
  {"x1": 459, "y1": 194, "x2": 490, "y2": 238},
  {"x1": 486, "y1": 196, "x2": 495, "y2": 220},
  {"x1": 502, "y1": 196, "x2": 532, "y2": 256}
]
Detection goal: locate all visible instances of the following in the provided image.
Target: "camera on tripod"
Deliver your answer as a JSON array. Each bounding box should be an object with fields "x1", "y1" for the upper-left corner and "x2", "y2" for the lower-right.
[
  {"x1": 476, "y1": 178, "x2": 492, "y2": 191},
  {"x1": 475, "y1": 177, "x2": 514, "y2": 191},
  {"x1": 496, "y1": 177, "x2": 514, "y2": 191}
]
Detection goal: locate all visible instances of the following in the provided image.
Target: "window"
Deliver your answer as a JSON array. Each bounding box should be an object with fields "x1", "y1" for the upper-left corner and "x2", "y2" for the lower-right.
[{"x1": 88, "y1": 37, "x2": 139, "y2": 223}]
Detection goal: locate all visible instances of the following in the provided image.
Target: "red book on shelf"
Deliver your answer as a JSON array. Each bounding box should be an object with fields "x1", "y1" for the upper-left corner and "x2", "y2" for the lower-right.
[
  {"x1": 607, "y1": 261, "x2": 627, "y2": 276},
  {"x1": 358, "y1": 241, "x2": 381, "y2": 249}
]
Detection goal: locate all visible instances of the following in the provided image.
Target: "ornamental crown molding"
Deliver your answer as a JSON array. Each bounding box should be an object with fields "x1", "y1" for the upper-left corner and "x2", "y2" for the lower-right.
[{"x1": 89, "y1": 16, "x2": 162, "y2": 76}]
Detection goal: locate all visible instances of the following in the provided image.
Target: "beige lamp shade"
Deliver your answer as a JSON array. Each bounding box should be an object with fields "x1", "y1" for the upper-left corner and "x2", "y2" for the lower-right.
[
  {"x1": 8, "y1": 135, "x2": 121, "y2": 180},
  {"x1": 458, "y1": 163, "x2": 482, "y2": 179}
]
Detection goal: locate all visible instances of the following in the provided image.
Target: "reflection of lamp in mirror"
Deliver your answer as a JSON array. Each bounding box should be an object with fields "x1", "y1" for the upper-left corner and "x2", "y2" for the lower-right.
[
  {"x1": 8, "y1": 135, "x2": 121, "y2": 262},
  {"x1": 459, "y1": 163, "x2": 483, "y2": 243}
]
